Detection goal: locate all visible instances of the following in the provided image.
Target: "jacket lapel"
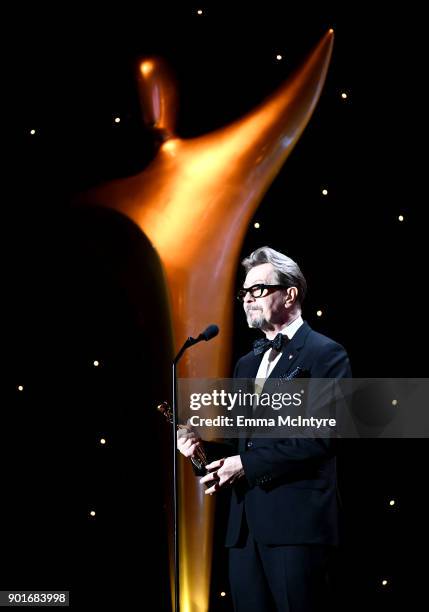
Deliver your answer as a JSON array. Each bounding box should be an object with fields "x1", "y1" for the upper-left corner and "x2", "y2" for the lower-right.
[
  {"x1": 239, "y1": 352, "x2": 264, "y2": 379},
  {"x1": 235, "y1": 352, "x2": 263, "y2": 450},
  {"x1": 247, "y1": 322, "x2": 312, "y2": 426},
  {"x1": 264, "y1": 321, "x2": 311, "y2": 383}
]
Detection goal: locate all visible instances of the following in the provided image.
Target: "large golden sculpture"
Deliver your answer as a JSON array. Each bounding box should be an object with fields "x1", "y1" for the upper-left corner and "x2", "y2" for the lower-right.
[{"x1": 78, "y1": 29, "x2": 334, "y2": 612}]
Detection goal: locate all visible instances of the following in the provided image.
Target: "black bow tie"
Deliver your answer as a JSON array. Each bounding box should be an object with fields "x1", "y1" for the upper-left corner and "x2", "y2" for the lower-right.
[{"x1": 253, "y1": 332, "x2": 286, "y2": 356}]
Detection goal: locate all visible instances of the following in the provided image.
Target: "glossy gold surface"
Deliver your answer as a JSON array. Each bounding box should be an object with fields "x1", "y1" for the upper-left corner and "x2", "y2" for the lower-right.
[
  {"x1": 78, "y1": 30, "x2": 334, "y2": 611},
  {"x1": 139, "y1": 58, "x2": 178, "y2": 140}
]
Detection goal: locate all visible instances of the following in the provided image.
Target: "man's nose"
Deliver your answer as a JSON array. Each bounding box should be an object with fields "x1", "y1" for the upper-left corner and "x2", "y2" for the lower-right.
[{"x1": 244, "y1": 291, "x2": 255, "y2": 304}]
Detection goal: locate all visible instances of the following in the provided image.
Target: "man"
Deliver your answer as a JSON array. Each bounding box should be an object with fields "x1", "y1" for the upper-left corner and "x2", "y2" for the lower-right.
[{"x1": 178, "y1": 246, "x2": 351, "y2": 612}]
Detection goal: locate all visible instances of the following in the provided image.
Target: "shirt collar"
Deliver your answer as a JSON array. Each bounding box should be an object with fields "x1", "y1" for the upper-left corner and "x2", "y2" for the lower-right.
[{"x1": 280, "y1": 314, "x2": 304, "y2": 340}]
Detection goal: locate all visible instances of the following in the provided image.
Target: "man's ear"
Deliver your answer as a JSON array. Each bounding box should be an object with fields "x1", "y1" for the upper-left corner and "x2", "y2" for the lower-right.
[{"x1": 285, "y1": 287, "x2": 298, "y2": 306}]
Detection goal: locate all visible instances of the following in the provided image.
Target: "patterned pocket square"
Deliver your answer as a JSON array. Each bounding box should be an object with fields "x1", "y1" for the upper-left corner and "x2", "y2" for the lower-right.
[{"x1": 279, "y1": 366, "x2": 310, "y2": 381}]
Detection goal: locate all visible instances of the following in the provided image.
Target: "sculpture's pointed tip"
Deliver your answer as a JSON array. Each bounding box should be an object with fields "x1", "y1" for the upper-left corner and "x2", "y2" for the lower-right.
[{"x1": 318, "y1": 28, "x2": 334, "y2": 58}]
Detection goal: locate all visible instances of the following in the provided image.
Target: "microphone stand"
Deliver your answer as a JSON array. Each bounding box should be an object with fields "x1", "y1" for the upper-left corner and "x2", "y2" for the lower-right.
[
  {"x1": 172, "y1": 349, "x2": 182, "y2": 612},
  {"x1": 171, "y1": 327, "x2": 218, "y2": 612}
]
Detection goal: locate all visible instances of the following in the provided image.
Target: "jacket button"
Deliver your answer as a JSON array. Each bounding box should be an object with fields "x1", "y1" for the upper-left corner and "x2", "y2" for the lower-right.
[{"x1": 247, "y1": 441, "x2": 253, "y2": 448}]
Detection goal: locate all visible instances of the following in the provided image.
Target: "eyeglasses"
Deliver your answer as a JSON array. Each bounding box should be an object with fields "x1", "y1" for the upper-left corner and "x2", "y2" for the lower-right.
[{"x1": 236, "y1": 284, "x2": 287, "y2": 302}]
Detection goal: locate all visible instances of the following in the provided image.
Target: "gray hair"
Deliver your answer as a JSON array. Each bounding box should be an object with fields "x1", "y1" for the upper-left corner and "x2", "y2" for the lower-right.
[{"x1": 241, "y1": 246, "x2": 307, "y2": 307}]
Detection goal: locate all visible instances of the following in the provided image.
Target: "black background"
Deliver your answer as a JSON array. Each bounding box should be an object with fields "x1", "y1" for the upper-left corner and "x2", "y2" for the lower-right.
[{"x1": 2, "y1": 2, "x2": 427, "y2": 610}]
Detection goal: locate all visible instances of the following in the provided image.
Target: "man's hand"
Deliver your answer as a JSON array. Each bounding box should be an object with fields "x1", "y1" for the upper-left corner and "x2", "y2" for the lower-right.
[
  {"x1": 177, "y1": 424, "x2": 202, "y2": 458},
  {"x1": 200, "y1": 456, "x2": 245, "y2": 495}
]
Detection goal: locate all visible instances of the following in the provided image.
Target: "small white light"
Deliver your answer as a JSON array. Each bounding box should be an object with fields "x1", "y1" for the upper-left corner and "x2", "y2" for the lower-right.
[
  {"x1": 100, "y1": 438, "x2": 106, "y2": 445},
  {"x1": 220, "y1": 592, "x2": 226, "y2": 597},
  {"x1": 316, "y1": 310, "x2": 323, "y2": 317},
  {"x1": 381, "y1": 579, "x2": 388, "y2": 586},
  {"x1": 90, "y1": 510, "x2": 96, "y2": 517},
  {"x1": 392, "y1": 399, "x2": 398, "y2": 406},
  {"x1": 341, "y1": 92, "x2": 348, "y2": 99},
  {"x1": 114, "y1": 117, "x2": 121, "y2": 124},
  {"x1": 322, "y1": 188, "x2": 328, "y2": 196},
  {"x1": 197, "y1": 9, "x2": 203, "y2": 15},
  {"x1": 30, "y1": 129, "x2": 36, "y2": 135},
  {"x1": 17, "y1": 385, "x2": 24, "y2": 392},
  {"x1": 254, "y1": 222, "x2": 260, "y2": 229},
  {"x1": 398, "y1": 215, "x2": 404, "y2": 222},
  {"x1": 93, "y1": 360, "x2": 99, "y2": 367},
  {"x1": 276, "y1": 54, "x2": 282, "y2": 61},
  {"x1": 389, "y1": 499, "x2": 396, "y2": 506}
]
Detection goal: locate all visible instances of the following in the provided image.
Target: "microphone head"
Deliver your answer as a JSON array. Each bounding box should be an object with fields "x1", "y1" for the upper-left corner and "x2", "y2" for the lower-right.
[{"x1": 202, "y1": 324, "x2": 219, "y2": 341}]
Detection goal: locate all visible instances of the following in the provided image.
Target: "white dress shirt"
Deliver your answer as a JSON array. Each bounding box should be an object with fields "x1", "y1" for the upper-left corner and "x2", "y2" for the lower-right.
[{"x1": 254, "y1": 315, "x2": 304, "y2": 393}]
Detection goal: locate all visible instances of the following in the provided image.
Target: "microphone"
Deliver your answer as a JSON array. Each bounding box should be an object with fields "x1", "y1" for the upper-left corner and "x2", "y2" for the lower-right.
[
  {"x1": 190, "y1": 324, "x2": 219, "y2": 346},
  {"x1": 174, "y1": 324, "x2": 219, "y2": 364}
]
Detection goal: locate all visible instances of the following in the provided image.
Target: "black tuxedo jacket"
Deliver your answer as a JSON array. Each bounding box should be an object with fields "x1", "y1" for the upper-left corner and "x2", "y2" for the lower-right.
[{"x1": 224, "y1": 320, "x2": 351, "y2": 547}]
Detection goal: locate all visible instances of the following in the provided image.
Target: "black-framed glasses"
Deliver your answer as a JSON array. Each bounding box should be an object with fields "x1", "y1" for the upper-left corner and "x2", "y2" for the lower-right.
[{"x1": 236, "y1": 284, "x2": 287, "y2": 302}]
